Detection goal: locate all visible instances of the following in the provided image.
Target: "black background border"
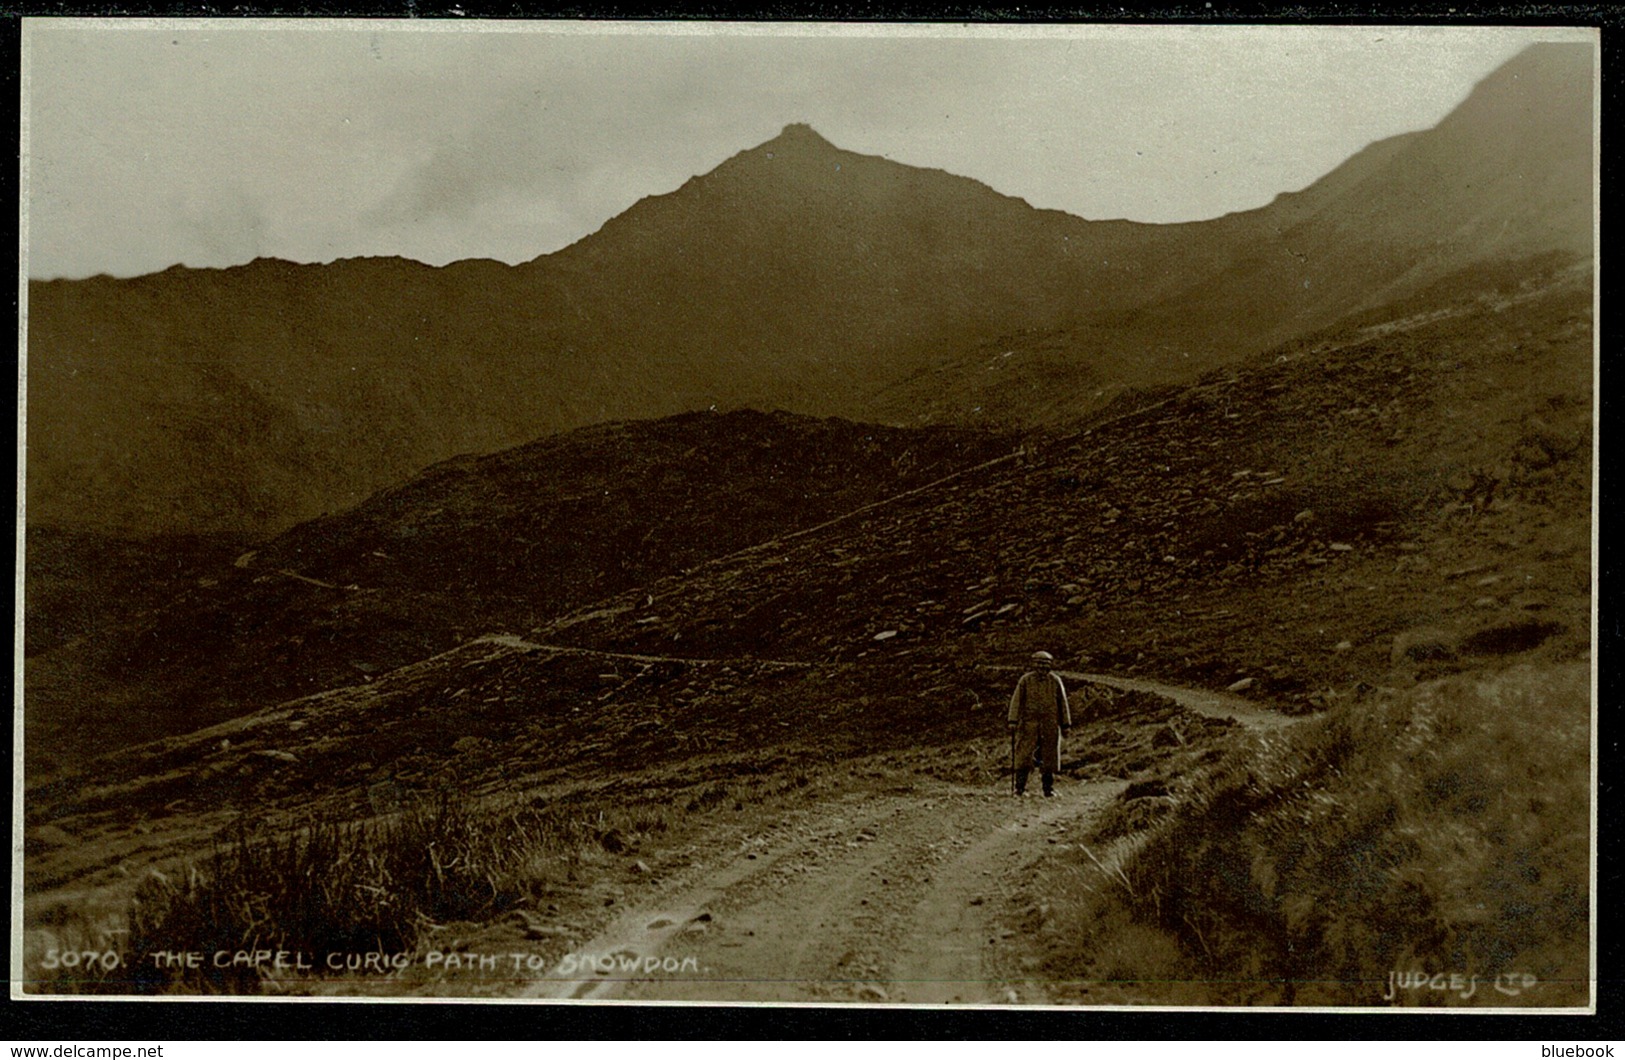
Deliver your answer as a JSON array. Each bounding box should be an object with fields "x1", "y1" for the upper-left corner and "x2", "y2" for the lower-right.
[{"x1": 2, "y1": 1, "x2": 1617, "y2": 1042}]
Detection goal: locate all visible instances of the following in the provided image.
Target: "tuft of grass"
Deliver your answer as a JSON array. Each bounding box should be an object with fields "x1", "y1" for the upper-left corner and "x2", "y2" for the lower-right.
[
  {"x1": 1053, "y1": 663, "x2": 1590, "y2": 1006},
  {"x1": 684, "y1": 783, "x2": 734, "y2": 814},
  {"x1": 48, "y1": 793, "x2": 592, "y2": 994},
  {"x1": 39, "y1": 772, "x2": 770, "y2": 995}
]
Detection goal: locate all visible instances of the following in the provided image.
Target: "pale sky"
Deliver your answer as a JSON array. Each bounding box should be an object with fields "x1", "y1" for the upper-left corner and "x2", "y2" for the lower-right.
[{"x1": 20, "y1": 21, "x2": 1584, "y2": 280}]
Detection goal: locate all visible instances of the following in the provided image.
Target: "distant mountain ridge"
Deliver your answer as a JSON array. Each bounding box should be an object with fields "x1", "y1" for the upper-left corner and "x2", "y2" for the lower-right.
[{"x1": 24, "y1": 43, "x2": 1593, "y2": 536}]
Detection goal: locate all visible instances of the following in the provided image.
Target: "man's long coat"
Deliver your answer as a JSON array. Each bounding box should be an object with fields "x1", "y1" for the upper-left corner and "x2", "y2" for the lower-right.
[{"x1": 1008, "y1": 670, "x2": 1072, "y2": 773}]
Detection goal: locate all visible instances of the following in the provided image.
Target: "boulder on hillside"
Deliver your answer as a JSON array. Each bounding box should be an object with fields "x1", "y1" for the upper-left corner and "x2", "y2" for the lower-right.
[
  {"x1": 1150, "y1": 725, "x2": 1184, "y2": 749},
  {"x1": 1390, "y1": 627, "x2": 1460, "y2": 667}
]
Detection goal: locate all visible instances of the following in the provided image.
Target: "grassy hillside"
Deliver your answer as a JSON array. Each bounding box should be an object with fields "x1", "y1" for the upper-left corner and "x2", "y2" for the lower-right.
[{"x1": 1028, "y1": 662, "x2": 1589, "y2": 1007}]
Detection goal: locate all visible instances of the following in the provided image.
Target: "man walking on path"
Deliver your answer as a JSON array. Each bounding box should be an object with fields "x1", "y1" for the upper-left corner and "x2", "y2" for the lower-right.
[{"x1": 1008, "y1": 651, "x2": 1072, "y2": 797}]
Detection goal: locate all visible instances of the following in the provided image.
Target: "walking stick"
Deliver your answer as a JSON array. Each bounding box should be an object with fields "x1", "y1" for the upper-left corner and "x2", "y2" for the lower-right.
[{"x1": 1009, "y1": 725, "x2": 1017, "y2": 796}]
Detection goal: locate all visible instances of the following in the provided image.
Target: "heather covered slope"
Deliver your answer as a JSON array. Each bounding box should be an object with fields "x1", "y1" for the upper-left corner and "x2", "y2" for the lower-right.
[
  {"x1": 24, "y1": 44, "x2": 1593, "y2": 536},
  {"x1": 23, "y1": 529, "x2": 247, "y2": 659}
]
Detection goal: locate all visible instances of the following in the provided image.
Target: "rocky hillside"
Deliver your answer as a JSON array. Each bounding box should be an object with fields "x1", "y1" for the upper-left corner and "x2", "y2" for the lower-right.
[
  {"x1": 23, "y1": 412, "x2": 1011, "y2": 774},
  {"x1": 529, "y1": 259, "x2": 1593, "y2": 705},
  {"x1": 26, "y1": 252, "x2": 1591, "y2": 833},
  {"x1": 24, "y1": 44, "x2": 1593, "y2": 536}
]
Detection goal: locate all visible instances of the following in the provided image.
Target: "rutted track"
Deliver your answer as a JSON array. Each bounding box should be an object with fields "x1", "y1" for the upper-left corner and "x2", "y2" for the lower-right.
[
  {"x1": 523, "y1": 779, "x2": 1126, "y2": 1004},
  {"x1": 501, "y1": 666, "x2": 1291, "y2": 1005}
]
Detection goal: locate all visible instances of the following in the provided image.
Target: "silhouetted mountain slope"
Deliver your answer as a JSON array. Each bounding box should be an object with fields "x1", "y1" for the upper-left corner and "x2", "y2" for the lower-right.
[
  {"x1": 23, "y1": 411, "x2": 1011, "y2": 773},
  {"x1": 1139, "y1": 42, "x2": 1594, "y2": 351},
  {"x1": 867, "y1": 43, "x2": 1595, "y2": 424},
  {"x1": 24, "y1": 44, "x2": 1593, "y2": 536}
]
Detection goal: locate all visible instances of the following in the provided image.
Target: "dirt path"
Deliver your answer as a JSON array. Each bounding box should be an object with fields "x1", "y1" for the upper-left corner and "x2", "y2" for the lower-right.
[
  {"x1": 1068, "y1": 671, "x2": 1298, "y2": 730},
  {"x1": 478, "y1": 634, "x2": 813, "y2": 669},
  {"x1": 503, "y1": 668, "x2": 1293, "y2": 1005},
  {"x1": 519, "y1": 778, "x2": 1125, "y2": 1005},
  {"x1": 480, "y1": 638, "x2": 1296, "y2": 734}
]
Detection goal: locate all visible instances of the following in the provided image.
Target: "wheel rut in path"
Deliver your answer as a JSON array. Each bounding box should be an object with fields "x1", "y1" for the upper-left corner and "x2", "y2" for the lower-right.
[
  {"x1": 890, "y1": 781, "x2": 1122, "y2": 1005},
  {"x1": 489, "y1": 650, "x2": 1285, "y2": 1003},
  {"x1": 525, "y1": 780, "x2": 1125, "y2": 1004}
]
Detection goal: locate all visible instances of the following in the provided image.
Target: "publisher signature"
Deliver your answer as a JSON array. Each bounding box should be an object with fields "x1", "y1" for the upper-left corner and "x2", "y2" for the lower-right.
[{"x1": 1384, "y1": 969, "x2": 1539, "y2": 1001}]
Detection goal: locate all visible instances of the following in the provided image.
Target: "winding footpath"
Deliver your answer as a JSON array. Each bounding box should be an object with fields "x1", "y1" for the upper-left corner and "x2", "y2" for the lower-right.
[{"x1": 510, "y1": 668, "x2": 1291, "y2": 1005}]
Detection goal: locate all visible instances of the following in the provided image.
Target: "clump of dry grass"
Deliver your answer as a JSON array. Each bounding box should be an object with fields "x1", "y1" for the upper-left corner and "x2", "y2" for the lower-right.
[
  {"x1": 1054, "y1": 663, "x2": 1590, "y2": 1006},
  {"x1": 35, "y1": 792, "x2": 593, "y2": 994},
  {"x1": 36, "y1": 772, "x2": 771, "y2": 995}
]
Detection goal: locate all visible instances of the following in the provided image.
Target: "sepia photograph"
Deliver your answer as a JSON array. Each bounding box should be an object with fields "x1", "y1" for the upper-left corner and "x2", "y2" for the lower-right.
[{"x1": 13, "y1": 18, "x2": 1597, "y2": 1010}]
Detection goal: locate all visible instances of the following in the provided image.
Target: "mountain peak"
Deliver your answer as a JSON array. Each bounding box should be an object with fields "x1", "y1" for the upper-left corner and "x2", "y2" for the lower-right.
[
  {"x1": 744, "y1": 123, "x2": 851, "y2": 160},
  {"x1": 758, "y1": 122, "x2": 839, "y2": 154},
  {"x1": 686, "y1": 123, "x2": 846, "y2": 187},
  {"x1": 677, "y1": 122, "x2": 854, "y2": 194}
]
